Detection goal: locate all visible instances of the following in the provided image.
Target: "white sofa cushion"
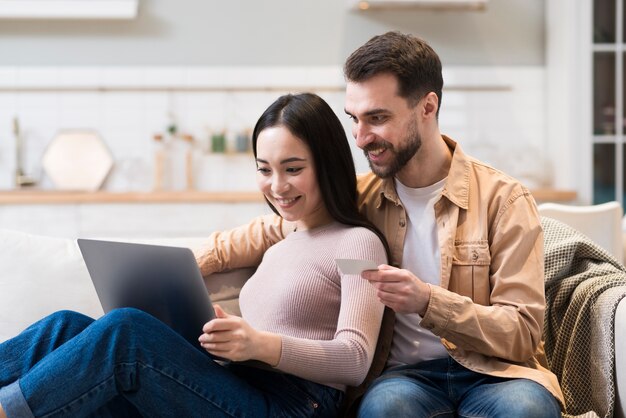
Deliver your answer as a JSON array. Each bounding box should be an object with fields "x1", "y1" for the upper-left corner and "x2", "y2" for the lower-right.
[{"x1": 0, "y1": 229, "x2": 103, "y2": 342}]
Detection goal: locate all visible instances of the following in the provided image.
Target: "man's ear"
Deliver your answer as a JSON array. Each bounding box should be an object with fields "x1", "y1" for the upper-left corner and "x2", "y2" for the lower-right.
[{"x1": 421, "y1": 92, "x2": 439, "y2": 119}]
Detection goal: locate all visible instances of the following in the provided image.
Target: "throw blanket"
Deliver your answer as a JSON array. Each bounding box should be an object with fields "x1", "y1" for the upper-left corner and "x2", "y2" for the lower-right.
[{"x1": 542, "y1": 216, "x2": 626, "y2": 418}]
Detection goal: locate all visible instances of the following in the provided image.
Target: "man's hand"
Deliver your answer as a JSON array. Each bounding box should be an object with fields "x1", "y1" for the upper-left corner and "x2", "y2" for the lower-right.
[
  {"x1": 199, "y1": 305, "x2": 281, "y2": 365},
  {"x1": 362, "y1": 265, "x2": 431, "y2": 315}
]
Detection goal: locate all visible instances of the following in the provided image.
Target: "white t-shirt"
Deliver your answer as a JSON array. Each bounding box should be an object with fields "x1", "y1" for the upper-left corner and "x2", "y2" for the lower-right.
[{"x1": 387, "y1": 177, "x2": 449, "y2": 367}]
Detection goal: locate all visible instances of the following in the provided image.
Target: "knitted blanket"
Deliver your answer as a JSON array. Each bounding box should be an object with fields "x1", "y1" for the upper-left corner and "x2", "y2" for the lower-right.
[{"x1": 542, "y1": 217, "x2": 626, "y2": 418}]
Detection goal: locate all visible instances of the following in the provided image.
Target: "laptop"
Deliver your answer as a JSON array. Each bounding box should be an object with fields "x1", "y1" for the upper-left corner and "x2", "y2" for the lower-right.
[{"x1": 77, "y1": 238, "x2": 216, "y2": 346}]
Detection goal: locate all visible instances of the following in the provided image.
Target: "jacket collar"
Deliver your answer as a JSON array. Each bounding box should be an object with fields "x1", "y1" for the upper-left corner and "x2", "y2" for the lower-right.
[{"x1": 377, "y1": 135, "x2": 470, "y2": 210}]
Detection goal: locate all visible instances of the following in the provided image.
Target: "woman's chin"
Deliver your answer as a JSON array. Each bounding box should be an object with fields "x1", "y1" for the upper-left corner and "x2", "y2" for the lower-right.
[
  {"x1": 275, "y1": 209, "x2": 300, "y2": 223},
  {"x1": 282, "y1": 215, "x2": 300, "y2": 224}
]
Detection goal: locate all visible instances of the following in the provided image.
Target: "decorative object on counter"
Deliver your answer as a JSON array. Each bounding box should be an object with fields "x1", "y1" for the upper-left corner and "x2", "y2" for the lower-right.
[
  {"x1": 211, "y1": 131, "x2": 226, "y2": 153},
  {"x1": 602, "y1": 105, "x2": 616, "y2": 135},
  {"x1": 152, "y1": 131, "x2": 196, "y2": 191},
  {"x1": 41, "y1": 130, "x2": 113, "y2": 191},
  {"x1": 167, "y1": 120, "x2": 178, "y2": 138},
  {"x1": 108, "y1": 157, "x2": 150, "y2": 192},
  {"x1": 234, "y1": 129, "x2": 251, "y2": 153},
  {"x1": 152, "y1": 133, "x2": 168, "y2": 191},
  {"x1": 181, "y1": 134, "x2": 195, "y2": 190},
  {"x1": 12, "y1": 117, "x2": 37, "y2": 188}
]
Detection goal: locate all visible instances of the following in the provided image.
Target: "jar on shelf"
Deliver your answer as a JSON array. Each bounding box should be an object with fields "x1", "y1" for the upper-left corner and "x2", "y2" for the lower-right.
[
  {"x1": 235, "y1": 129, "x2": 251, "y2": 153},
  {"x1": 211, "y1": 131, "x2": 226, "y2": 153}
]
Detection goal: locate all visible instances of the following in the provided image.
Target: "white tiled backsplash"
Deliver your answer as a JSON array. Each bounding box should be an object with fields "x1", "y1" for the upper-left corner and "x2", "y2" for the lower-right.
[{"x1": 0, "y1": 66, "x2": 547, "y2": 192}]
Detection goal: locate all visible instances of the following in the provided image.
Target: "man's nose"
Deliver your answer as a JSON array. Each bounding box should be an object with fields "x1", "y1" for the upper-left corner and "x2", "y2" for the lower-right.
[{"x1": 354, "y1": 123, "x2": 374, "y2": 150}]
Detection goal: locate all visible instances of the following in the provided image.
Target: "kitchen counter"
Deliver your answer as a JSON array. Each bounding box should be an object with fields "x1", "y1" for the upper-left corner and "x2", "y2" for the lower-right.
[
  {"x1": 0, "y1": 190, "x2": 264, "y2": 204},
  {"x1": 0, "y1": 189, "x2": 576, "y2": 204},
  {"x1": 0, "y1": 188, "x2": 577, "y2": 238}
]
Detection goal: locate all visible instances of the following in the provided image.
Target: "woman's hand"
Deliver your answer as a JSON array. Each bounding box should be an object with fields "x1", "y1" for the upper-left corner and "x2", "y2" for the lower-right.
[{"x1": 199, "y1": 305, "x2": 282, "y2": 366}]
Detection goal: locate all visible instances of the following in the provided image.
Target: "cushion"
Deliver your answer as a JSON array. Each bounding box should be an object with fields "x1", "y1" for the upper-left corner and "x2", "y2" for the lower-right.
[{"x1": 0, "y1": 229, "x2": 102, "y2": 342}]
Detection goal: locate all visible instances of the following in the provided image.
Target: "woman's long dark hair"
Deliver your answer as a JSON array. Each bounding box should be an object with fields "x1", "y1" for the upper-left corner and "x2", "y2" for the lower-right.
[{"x1": 252, "y1": 93, "x2": 389, "y2": 257}]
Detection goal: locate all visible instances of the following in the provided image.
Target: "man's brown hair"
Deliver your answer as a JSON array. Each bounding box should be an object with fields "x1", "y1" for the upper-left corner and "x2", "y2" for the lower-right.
[{"x1": 344, "y1": 31, "x2": 443, "y2": 114}]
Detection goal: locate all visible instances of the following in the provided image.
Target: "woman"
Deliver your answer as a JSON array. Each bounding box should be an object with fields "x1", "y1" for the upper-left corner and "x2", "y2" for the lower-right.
[{"x1": 0, "y1": 93, "x2": 388, "y2": 418}]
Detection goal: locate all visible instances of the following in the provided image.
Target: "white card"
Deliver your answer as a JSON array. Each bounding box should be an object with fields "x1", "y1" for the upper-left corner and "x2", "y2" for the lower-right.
[{"x1": 335, "y1": 259, "x2": 378, "y2": 275}]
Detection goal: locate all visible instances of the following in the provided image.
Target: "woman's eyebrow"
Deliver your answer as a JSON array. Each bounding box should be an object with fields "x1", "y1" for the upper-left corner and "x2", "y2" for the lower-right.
[{"x1": 255, "y1": 157, "x2": 307, "y2": 165}]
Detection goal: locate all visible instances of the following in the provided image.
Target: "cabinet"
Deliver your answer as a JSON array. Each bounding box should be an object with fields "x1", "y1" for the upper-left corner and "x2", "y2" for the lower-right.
[
  {"x1": 547, "y1": 0, "x2": 626, "y2": 205},
  {"x1": 592, "y1": 0, "x2": 626, "y2": 204}
]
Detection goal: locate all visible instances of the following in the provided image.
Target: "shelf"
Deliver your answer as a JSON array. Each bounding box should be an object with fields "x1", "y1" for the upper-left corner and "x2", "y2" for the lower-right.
[
  {"x1": 0, "y1": 85, "x2": 345, "y2": 93},
  {"x1": 593, "y1": 135, "x2": 624, "y2": 143},
  {"x1": 349, "y1": 0, "x2": 487, "y2": 11},
  {"x1": 0, "y1": 190, "x2": 265, "y2": 205},
  {"x1": 0, "y1": 0, "x2": 138, "y2": 19},
  {"x1": 592, "y1": 44, "x2": 625, "y2": 52},
  {"x1": 0, "y1": 189, "x2": 575, "y2": 205},
  {"x1": 0, "y1": 85, "x2": 511, "y2": 93}
]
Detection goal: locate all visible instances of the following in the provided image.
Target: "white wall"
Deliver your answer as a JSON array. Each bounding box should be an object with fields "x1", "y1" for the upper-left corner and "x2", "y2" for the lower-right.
[
  {"x1": 0, "y1": 0, "x2": 545, "y2": 66},
  {"x1": 0, "y1": 1, "x2": 555, "y2": 236},
  {"x1": 0, "y1": 65, "x2": 547, "y2": 193}
]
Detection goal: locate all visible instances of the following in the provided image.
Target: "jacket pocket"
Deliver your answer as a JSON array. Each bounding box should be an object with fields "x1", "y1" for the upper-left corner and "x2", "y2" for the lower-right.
[{"x1": 449, "y1": 240, "x2": 491, "y2": 305}]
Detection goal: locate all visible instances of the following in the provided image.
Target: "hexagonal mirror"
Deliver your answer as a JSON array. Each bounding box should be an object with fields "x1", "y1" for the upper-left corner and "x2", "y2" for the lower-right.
[{"x1": 42, "y1": 130, "x2": 114, "y2": 191}]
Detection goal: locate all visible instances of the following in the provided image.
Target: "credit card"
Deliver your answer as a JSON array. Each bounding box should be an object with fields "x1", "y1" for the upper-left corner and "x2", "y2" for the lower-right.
[{"x1": 335, "y1": 259, "x2": 378, "y2": 275}]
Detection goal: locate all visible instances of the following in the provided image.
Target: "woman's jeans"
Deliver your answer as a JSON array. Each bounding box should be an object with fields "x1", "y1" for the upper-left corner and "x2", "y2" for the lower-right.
[
  {"x1": 0, "y1": 309, "x2": 343, "y2": 417},
  {"x1": 357, "y1": 356, "x2": 562, "y2": 418}
]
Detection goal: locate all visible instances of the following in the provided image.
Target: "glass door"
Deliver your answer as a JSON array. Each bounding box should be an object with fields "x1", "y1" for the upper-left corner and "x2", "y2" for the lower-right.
[{"x1": 592, "y1": 0, "x2": 624, "y2": 204}]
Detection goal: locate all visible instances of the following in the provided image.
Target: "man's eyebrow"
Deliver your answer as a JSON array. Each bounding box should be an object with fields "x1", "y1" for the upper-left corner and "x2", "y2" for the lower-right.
[
  {"x1": 344, "y1": 108, "x2": 390, "y2": 117},
  {"x1": 256, "y1": 157, "x2": 307, "y2": 164}
]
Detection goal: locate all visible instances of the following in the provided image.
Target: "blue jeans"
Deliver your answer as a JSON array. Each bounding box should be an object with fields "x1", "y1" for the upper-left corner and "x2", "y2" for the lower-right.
[
  {"x1": 0, "y1": 309, "x2": 343, "y2": 417},
  {"x1": 357, "y1": 357, "x2": 561, "y2": 418}
]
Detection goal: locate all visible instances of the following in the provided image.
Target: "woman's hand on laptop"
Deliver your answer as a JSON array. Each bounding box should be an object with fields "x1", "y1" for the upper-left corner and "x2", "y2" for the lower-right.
[{"x1": 199, "y1": 305, "x2": 282, "y2": 366}]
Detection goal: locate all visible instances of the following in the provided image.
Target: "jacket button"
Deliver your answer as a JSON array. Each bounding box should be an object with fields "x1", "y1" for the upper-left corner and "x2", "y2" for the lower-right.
[{"x1": 399, "y1": 219, "x2": 406, "y2": 227}]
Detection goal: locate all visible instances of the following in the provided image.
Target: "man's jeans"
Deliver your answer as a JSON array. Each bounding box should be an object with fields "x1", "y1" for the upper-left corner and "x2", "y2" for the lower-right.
[
  {"x1": 357, "y1": 356, "x2": 561, "y2": 418},
  {"x1": 0, "y1": 309, "x2": 342, "y2": 417}
]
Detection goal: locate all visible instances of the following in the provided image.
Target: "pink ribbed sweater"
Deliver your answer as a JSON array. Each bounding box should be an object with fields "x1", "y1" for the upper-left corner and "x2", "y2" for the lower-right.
[{"x1": 238, "y1": 222, "x2": 387, "y2": 391}]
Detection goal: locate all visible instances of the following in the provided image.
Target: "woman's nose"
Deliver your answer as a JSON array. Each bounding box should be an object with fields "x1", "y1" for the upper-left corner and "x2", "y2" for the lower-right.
[{"x1": 270, "y1": 175, "x2": 289, "y2": 194}]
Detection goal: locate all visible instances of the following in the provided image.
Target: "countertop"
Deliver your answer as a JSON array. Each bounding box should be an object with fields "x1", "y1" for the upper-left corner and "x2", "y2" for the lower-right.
[
  {"x1": 0, "y1": 190, "x2": 265, "y2": 204},
  {"x1": 0, "y1": 189, "x2": 576, "y2": 204}
]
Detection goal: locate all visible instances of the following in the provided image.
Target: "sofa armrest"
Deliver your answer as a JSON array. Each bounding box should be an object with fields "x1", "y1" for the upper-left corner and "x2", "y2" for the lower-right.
[
  {"x1": 616, "y1": 298, "x2": 626, "y2": 418},
  {"x1": 203, "y1": 268, "x2": 255, "y2": 317}
]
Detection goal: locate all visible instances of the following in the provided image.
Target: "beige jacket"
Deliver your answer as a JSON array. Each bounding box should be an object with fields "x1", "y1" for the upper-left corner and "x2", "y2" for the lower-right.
[{"x1": 196, "y1": 136, "x2": 564, "y2": 407}]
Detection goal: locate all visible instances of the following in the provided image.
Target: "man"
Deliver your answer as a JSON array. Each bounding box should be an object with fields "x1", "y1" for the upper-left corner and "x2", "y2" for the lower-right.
[{"x1": 197, "y1": 31, "x2": 563, "y2": 417}]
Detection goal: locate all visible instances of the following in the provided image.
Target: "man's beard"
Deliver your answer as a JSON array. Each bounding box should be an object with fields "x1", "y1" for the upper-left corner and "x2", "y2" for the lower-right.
[{"x1": 364, "y1": 118, "x2": 421, "y2": 179}]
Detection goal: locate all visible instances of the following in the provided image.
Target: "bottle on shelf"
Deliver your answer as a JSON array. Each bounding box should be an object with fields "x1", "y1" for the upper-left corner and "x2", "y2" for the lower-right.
[
  {"x1": 182, "y1": 134, "x2": 195, "y2": 190},
  {"x1": 152, "y1": 133, "x2": 170, "y2": 191},
  {"x1": 165, "y1": 133, "x2": 195, "y2": 191}
]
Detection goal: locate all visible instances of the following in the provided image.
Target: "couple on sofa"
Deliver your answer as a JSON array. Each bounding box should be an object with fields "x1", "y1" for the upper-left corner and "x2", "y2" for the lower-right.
[{"x1": 0, "y1": 32, "x2": 563, "y2": 418}]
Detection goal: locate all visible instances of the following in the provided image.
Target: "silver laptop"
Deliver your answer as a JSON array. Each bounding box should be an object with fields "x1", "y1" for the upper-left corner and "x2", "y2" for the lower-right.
[{"x1": 77, "y1": 238, "x2": 216, "y2": 347}]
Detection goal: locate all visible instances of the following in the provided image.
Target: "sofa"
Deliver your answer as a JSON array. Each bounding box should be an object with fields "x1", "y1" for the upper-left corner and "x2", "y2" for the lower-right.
[{"x1": 0, "y1": 224, "x2": 624, "y2": 418}]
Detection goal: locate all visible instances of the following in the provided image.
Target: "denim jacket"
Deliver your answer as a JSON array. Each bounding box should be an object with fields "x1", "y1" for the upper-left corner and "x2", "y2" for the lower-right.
[{"x1": 196, "y1": 136, "x2": 564, "y2": 408}]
